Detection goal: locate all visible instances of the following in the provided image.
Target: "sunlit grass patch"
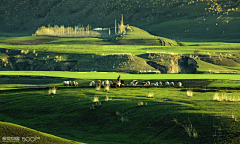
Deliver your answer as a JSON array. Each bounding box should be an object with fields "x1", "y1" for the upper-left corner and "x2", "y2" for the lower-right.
[
  {"x1": 187, "y1": 89, "x2": 193, "y2": 97},
  {"x1": 146, "y1": 92, "x2": 154, "y2": 98},
  {"x1": 48, "y1": 86, "x2": 57, "y2": 95},
  {"x1": 213, "y1": 92, "x2": 240, "y2": 102}
]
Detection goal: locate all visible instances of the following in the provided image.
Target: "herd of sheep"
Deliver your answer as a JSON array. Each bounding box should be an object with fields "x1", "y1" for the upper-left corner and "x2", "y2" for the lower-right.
[
  {"x1": 88, "y1": 80, "x2": 182, "y2": 88},
  {"x1": 63, "y1": 81, "x2": 78, "y2": 86},
  {"x1": 63, "y1": 80, "x2": 182, "y2": 88}
]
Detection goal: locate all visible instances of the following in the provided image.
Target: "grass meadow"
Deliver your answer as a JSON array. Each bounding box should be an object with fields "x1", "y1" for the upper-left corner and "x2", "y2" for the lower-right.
[
  {"x1": 1, "y1": 85, "x2": 240, "y2": 143},
  {"x1": 1, "y1": 25, "x2": 240, "y2": 143},
  {"x1": 1, "y1": 71, "x2": 240, "y2": 80}
]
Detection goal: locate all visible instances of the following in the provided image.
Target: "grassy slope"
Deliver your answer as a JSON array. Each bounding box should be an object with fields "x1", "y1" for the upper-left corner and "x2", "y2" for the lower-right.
[
  {"x1": 1, "y1": 87, "x2": 240, "y2": 143},
  {"x1": 1, "y1": 32, "x2": 240, "y2": 73},
  {"x1": 193, "y1": 58, "x2": 233, "y2": 72},
  {"x1": 116, "y1": 26, "x2": 179, "y2": 46},
  {"x1": 1, "y1": 0, "x2": 240, "y2": 42},
  {"x1": 0, "y1": 121, "x2": 85, "y2": 144}
]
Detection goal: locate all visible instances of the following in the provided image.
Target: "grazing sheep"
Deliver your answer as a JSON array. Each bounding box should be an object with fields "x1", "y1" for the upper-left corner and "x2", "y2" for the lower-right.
[
  {"x1": 97, "y1": 80, "x2": 101, "y2": 86},
  {"x1": 96, "y1": 80, "x2": 102, "y2": 91},
  {"x1": 147, "y1": 81, "x2": 150, "y2": 86},
  {"x1": 170, "y1": 82, "x2": 174, "y2": 87},
  {"x1": 63, "y1": 81, "x2": 69, "y2": 86},
  {"x1": 120, "y1": 80, "x2": 125, "y2": 86},
  {"x1": 151, "y1": 82, "x2": 159, "y2": 86},
  {"x1": 150, "y1": 83, "x2": 155, "y2": 86},
  {"x1": 159, "y1": 81, "x2": 162, "y2": 86},
  {"x1": 89, "y1": 81, "x2": 95, "y2": 86},
  {"x1": 165, "y1": 81, "x2": 170, "y2": 86},
  {"x1": 116, "y1": 81, "x2": 121, "y2": 88},
  {"x1": 177, "y1": 82, "x2": 182, "y2": 87},
  {"x1": 111, "y1": 80, "x2": 117, "y2": 87},
  {"x1": 104, "y1": 80, "x2": 110, "y2": 91},
  {"x1": 104, "y1": 80, "x2": 110, "y2": 86},
  {"x1": 142, "y1": 82, "x2": 147, "y2": 86},
  {"x1": 72, "y1": 81, "x2": 78, "y2": 86},
  {"x1": 132, "y1": 80, "x2": 138, "y2": 86},
  {"x1": 69, "y1": 81, "x2": 72, "y2": 86}
]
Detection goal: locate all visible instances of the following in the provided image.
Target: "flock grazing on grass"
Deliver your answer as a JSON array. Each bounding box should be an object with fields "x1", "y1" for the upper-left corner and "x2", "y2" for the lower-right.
[
  {"x1": 87, "y1": 80, "x2": 182, "y2": 88},
  {"x1": 63, "y1": 79, "x2": 182, "y2": 88},
  {"x1": 63, "y1": 81, "x2": 78, "y2": 86}
]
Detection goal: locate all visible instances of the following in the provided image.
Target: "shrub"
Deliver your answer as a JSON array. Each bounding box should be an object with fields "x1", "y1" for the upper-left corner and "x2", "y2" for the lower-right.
[
  {"x1": 146, "y1": 92, "x2": 154, "y2": 98},
  {"x1": 187, "y1": 89, "x2": 193, "y2": 97},
  {"x1": 48, "y1": 86, "x2": 57, "y2": 95}
]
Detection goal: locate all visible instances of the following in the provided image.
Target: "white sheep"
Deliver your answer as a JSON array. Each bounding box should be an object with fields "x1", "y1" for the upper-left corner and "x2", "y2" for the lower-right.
[
  {"x1": 104, "y1": 80, "x2": 110, "y2": 86},
  {"x1": 101, "y1": 80, "x2": 110, "y2": 87},
  {"x1": 170, "y1": 82, "x2": 174, "y2": 87},
  {"x1": 177, "y1": 82, "x2": 182, "y2": 87},
  {"x1": 165, "y1": 81, "x2": 170, "y2": 86},
  {"x1": 151, "y1": 82, "x2": 159, "y2": 86},
  {"x1": 116, "y1": 81, "x2": 121, "y2": 88},
  {"x1": 132, "y1": 80, "x2": 138, "y2": 86},
  {"x1": 104, "y1": 80, "x2": 110, "y2": 91},
  {"x1": 89, "y1": 81, "x2": 95, "y2": 86},
  {"x1": 63, "y1": 81, "x2": 69, "y2": 86}
]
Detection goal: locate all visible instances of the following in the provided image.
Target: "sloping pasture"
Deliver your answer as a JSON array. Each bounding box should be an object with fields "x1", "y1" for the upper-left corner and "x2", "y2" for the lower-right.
[{"x1": 1, "y1": 86, "x2": 240, "y2": 143}]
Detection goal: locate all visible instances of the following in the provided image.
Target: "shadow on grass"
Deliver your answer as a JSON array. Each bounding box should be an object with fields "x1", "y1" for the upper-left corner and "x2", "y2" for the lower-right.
[{"x1": 1, "y1": 88, "x2": 240, "y2": 143}]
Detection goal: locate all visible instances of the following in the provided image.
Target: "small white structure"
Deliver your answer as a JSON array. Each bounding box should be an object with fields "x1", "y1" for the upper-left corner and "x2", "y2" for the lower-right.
[{"x1": 93, "y1": 28, "x2": 109, "y2": 31}]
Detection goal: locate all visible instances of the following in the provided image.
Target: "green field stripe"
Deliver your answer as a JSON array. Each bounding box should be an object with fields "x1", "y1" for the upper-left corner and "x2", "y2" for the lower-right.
[{"x1": 1, "y1": 71, "x2": 240, "y2": 80}]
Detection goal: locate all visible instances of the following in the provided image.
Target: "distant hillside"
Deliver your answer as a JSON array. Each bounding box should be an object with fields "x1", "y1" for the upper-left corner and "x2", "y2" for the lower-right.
[{"x1": 0, "y1": 0, "x2": 239, "y2": 41}]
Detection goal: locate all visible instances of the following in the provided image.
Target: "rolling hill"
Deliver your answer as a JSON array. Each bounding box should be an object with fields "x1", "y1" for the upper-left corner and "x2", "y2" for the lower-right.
[
  {"x1": 0, "y1": 0, "x2": 240, "y2": 42},
  {"x1": 0, "y1": 121, "x2": 85, "y2": 144}
]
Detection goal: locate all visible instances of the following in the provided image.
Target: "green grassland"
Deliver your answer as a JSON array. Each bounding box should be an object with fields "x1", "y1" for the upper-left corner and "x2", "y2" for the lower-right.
[
  {"x1": 1, "y1": 26, "x2": 240, "y2": 73},
  {"x1": 1, "y1": 71, "x2": 240, "y2": 80},
  {"x1": 1, "y1": 86, "x2": 240, "y2": 143},
  {"x1": 1, "y1": 0, "x2": 240, "y2": 143}
]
